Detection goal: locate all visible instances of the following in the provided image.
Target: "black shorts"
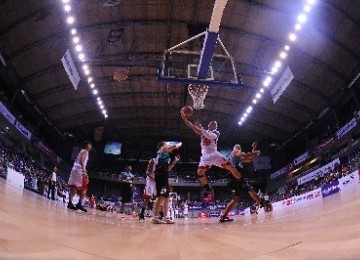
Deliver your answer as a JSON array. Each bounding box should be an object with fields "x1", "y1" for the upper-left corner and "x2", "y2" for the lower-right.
[
  {"x1": 121, "y1": 183, "x2": 133, "y2": 203},
  {"x1": 155, "y1": 170, "x2": 169, "y2": 198},
  {"x1": 228, "y1": 178, "x2": 254, "y2": 198}
]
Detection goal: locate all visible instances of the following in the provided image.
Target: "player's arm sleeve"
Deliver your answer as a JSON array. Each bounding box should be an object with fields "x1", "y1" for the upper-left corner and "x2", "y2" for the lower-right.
[{"x1": 200, "y1": 129, "x2": 218, "y2": 140}]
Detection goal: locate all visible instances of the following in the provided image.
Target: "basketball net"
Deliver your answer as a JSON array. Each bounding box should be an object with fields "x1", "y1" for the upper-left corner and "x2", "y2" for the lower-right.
[{"x1": 188, "y1": 84, "x2": 209, "y2": 110}]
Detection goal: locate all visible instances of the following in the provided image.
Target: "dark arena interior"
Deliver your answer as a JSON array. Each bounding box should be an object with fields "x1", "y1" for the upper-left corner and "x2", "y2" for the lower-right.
[{"x1": 1, "y1": 0, "x2": 360, "y2": 259}]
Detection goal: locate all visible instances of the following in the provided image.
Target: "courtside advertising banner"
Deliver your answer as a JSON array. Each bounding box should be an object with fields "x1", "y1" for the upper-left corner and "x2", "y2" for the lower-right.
[
  {"x1": 339, "y1": 171, "x2": 359, "y2": 190},
  {"x1": 297, "y1": 158, "x2": 340, "y2": 185},
  {"x1": 14, "y1": 120, "x2": 31, "y2": 140},
  {"x1": 321, "y1": 180, "x2": 340, "y2": 198},
  {"x1": 293, "y1": 151, "x2": 310, "y2": 166}
]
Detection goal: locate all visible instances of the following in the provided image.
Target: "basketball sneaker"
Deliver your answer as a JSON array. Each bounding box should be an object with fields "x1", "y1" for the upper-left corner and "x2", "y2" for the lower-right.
[
  {"x1": 76, "y1": 203, "x2": 88, "y2": 212},
  {"x1": 67, "y1": 202, "x2": 77, "y2": 210},
  {"x1": 219, "y1": 216, "x2": 234, "y2": 223},
  {"x1": 164, "y1": 217, "x2": 175, "y2": 224},
  {"x1": 151, "y1": 217, "x2": 164, "y2": 224},
  {"x1": 139, "y1": 213, "x2": 145, "y2": 221}
]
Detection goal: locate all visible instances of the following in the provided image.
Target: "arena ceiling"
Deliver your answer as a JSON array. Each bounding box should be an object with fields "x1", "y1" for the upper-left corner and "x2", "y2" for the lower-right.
[{"x1": 0, "y1": 0, "x2": 360, "y2": 159}]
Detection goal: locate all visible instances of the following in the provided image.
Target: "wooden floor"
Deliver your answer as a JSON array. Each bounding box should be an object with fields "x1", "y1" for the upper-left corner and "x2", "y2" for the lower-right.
[{"x1": 0, "y1": 179, "x2": 360, "y2": 260}]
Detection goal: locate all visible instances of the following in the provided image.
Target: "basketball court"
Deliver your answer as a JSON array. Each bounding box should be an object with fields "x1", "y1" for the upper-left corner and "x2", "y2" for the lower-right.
[{"x1": 1, "y1": 178, "x2": 359, "y2": 259}]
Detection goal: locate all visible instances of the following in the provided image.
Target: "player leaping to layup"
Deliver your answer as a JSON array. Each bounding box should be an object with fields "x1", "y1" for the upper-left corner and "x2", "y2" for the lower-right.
[{"x1": 180, "y1": 107, "x2": 243, "y2": 195}]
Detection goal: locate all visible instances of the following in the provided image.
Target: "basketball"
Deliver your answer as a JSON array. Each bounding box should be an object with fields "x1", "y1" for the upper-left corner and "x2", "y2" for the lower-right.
[{"x1": 181, "y1": 106, "x2": 193, "y2": 118}]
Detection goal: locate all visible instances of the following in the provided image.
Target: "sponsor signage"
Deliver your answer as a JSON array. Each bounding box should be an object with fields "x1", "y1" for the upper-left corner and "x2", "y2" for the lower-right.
[
  {"x1": 0, "y1": 101, "x2": 16, "y2": 124},
  {"x1": 297, "y1": 158, "x2": 340, "y2": 185},
  {"x1": 271, "y1": 162, "x2": 294, "y2": 179},
  {"x1": 293, "y1": 151, "x2": 310, "y2": 166},
  {"x1": 339, "y1": 171, "x2": 359, "y2": 190},
  {"x1": 271, "y1": 66, "x2": 294, "y2": 103},
  {"x1": 336, "y1": 118, "x2": 357, "y2": 139},
  {"x1": 14, "y1": 120, "x2": 31, "y2": 140},
  {"x1": 321, "y1": 180, "x2": 340, "y2": 198},
  {"x1": 61, "y1": 50, "x2": 80, "y2": 90}
]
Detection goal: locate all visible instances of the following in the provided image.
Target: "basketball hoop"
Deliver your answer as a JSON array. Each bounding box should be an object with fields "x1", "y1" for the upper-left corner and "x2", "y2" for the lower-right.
[{"x1": 188, "y1": 84, "x2": 209, "y2": 110}]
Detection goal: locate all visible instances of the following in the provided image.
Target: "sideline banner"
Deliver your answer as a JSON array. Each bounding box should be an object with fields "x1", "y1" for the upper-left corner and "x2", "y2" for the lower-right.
[
  {"x1": 295, "y1": 188, "x2": 322, "y2": 204},
  {"x1": 339, "y1": 171, "x2": 359, "y2": 190},
  {"x1": 321, "y1": 180, "x2": 340, "y2": 198},
  {"x1": 0, "y1": 101, "x2": 16, "y2": 124},
  {"x1": 61, "y1": 49, "x2": 80, "y2": 90},
  {"x1": 6, "y1": 168, "x2": 25, "y2": 189},
  {"x1": 297, "y1": 158, "x2": 340, "y2": 185}
]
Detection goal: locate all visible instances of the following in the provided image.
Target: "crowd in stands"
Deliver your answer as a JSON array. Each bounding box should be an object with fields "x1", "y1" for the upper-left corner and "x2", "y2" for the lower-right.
[
  {"x1": 0, "y1": 140, "x2": 68, "y2": 201},
  {"x1": 270, "y1": 147, "x2": 360, "y2": 202}
]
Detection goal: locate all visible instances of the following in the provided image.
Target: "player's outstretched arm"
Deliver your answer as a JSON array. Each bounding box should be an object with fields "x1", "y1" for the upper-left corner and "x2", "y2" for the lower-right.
[
  {"x1": 168, "y1": 155, "x2": 180, "y2": 171},
  {"x1": 180, "y1": 111, "x2": 202, "y2": 135}
]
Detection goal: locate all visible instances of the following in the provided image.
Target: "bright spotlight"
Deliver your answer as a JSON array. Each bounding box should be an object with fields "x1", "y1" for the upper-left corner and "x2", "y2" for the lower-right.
[
  {"x1": 246, "y1": 106, "x2": 252, "y2": 113},
  {"x1": 82, "y1": 64, "x2": 88, "y2": 70},
  {"x1": 100, "y1": 105, "x2": 104, "y2": 109},
  {"x1": 92, "y1": 89, "x2": 98, "y2": 95},
  {"x1": 63, "y1": 0, "x2": 70, "y2": 3},
  {"x1": 306, "y1": 0, "x2": 316, "y2": 5},
  {"x1": 102, "y1": 109, "x2": 107, "y2": 114},
  {"x1": 64, "y1": 5, "x2": 71, "y2": 12},
  {"x1": 284, "y1": 45, "x2": 290, "y2": 51},
  {"x1": 73, "y1": 36, "x2": 80, "y2": 44},
  {"x1": 238, "y1": 121, "x2": 243, "y2": 126},
  {"x1": 256, "y1": 93, "x2": 261, "y2": 99},
  {"x1": 66, "y1": 16, "x2": 74, "y2": 24},
  {"x1": 271, "y1": 66, "x2": 279, "y2": 74},
  {"x1": 84, "y1": 70, "x2": 90, "y2": 75},
  {"x1": 252, "y1": 99, "x2": 257, "y2": 104},
  {"x1": 97, "y1": 97, "x2": 101, "y2": 101},
  {"x1": 274, "y1": 61, "x2": 282, "y2": 68},
  {"x1": 241, "y1": 117, "x2": 245, "y2": 121},
  {"x1": 104, "y1": 114, "x2": 108, "y2": 118},
  {"x1": 75, "y1": 45, "x2": 82, "y2": 52},
  {"x1": 295, "y1": 24, "x2": 302, "y2": 31},
  {"x1": 289, "y1": 33, "x2": 297, "y2": 41},
  {"x1": 78, "y1": 53, "x2": 85, "y2": 61},
  {"x1": 280, "y1": 52, "x2": 287, "y2": 59},
  {"x1": 297, "y1": 13, "x2": 307, "y2": 23},
  {"x1": 260, "y1": 88, "x2": 264, "y2": 93},
  {"x1": 244, "y1": 113, "x2": 248, "y2": 118},
  {"x1": 87, "y1": 77, "x2": 93, "y2": 83},
  {"x1": 304, "y1": 5, "x2": 311, "y2": 12},
  {"x1": 90, "y1": 84, "x2": 95, "y2": 88},
  {"x1": 98, "y1": 100, "x2": 103, "y2": 105},
  {"x1": 265, "y1": 76, "x2": 272, "y2": 82},
  {"x1": 70, "y1": 29, "x2": 77, "y2": 35}
]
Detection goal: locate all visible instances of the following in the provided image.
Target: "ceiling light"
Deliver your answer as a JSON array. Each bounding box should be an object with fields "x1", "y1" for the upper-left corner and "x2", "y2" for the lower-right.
[
  {"x1": 289, "y1": 33, "x2": 297, "y2": 41},
  {"x1": 265, "y1": 76, "x2": 272, "y2": 82},
  {"x1": 260, "y1": 88, "x2": 264, "y2": 93},
  {"x1": 63, "y1": 0, "x2": 70, "y2": 3},
  {"x1": 78, "y1": 53, "x2": 85, "y2": 61},
  {"x1": 98, "y1": 100, "x2": 103, "y2": 105},
  {"x1": 84, "y1": 70, "x2": 90, "y2": 75},
  {"x1": 97, "y1": 97, "x2": 101, "y2": 101},
  {"x1": 90, "y1": 84, "x2": 95, "y2": 88},
  {"x1": 304, "y1": 5, "x2": 311, "y2": 13},
  {"x1": 72, "y1": 36, "x2": 80, "y2": 44},
  {"x1": 244, "y1": 113, "x2": 248, "y2": 117},
  {"x1": 274, "y1": 61, "x2": 282, "y2": 68},
  {"x1": 306, "y1": 0, "x2": 316, "y2": 5},
  {"x1": 238, "y1": 121, "x2": 242, "y2": 125},
  {"x1": 280, "y1": 52, "x2": 287, "y2": 59},
  {"x1": 75, "y1": 45, "x2": 82, "y2": 52},
  {"x1": 295, "y1": 23, "x2": 302, "y2": 31},
  {"x1": 87, "y1": 77, "x2": 93, "y2": 83},
  {"x1": 246, "y1": 107, "x2": 252, "y2": 113},
  {"x1": 92, "y1": 89, "x2": 98, "y2": 95},
  {"x1": 241, "y1": 117, "x2": 245, "y2": 121},
  {"x1": 71, "y1": 29, "x2": 77, "y2": 35},
  {"x1": 256, "y1": 93, "x2": 261, "y2": 99},
  {"x1": 67, "y1": 16, "x2": 74, "y2": 24},
  {"x1": 297, "y1": 14, "x2": 307, "y2": 24},
  {"x1": 284, "y1": 45, "x2": 290, "y2": 51},
  {"x1": 100, "y1": 105, "x2": 104, "y2": 109},
  {"x1": 82, "y1": 64, "x2": 88, "y2": 70},
  {"x1": 102, "y1": 109, "x2": 107, "y2": 114},
  {"x1": 271, "y1": 66, "x2": 279, "y2": 74},
  {"x1": 64, "y1": 5, "x2": 71, "y2": 12},
  {"x1": 252, "y1": 99, "x2": 257, "y2": 104},
  {"x1": 104, "y1": 114, "x2": 108, "y2": 119}
]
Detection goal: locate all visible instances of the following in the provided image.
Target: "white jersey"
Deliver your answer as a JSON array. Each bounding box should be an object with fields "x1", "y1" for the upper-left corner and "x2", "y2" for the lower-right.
[
  {"x1": 200, "y1": 130, "x2": 219, "y2": 155},
  {"x1": 146, "y1": 158, "x2": 156, "y2": 183},
  {"x1": 73, "y1": 149, "x2": 89, "y2": 171}
]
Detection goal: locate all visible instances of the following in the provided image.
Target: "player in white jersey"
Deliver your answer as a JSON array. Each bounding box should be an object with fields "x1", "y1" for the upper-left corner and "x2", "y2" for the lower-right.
[
  {"x1": 68, "y1": 141, "x2": 92, "y2": 212},
  {"x1": 139, "y1": 158, "x2": 157, "y2": 220},
  {"x1": 181, "y1": 111, "x2": 242, "y2": 194}
]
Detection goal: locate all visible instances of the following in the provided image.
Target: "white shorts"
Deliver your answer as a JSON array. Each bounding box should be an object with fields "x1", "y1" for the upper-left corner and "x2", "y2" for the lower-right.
[
  {"x1": 144, "y1": 178, "x2": 156, "y2": 198},
  {"x1": 198, "y1": 151, "x2": 229, "y2": 168},
  {"x1": 68, "y1": 165, "x2": 86, "y2": 190}
]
